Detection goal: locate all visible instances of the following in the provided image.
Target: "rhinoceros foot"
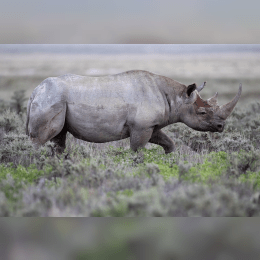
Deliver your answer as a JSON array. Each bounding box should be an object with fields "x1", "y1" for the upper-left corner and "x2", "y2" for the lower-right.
[{"x1": 149, "y1": 129, "x2": 175, "y2": 154}]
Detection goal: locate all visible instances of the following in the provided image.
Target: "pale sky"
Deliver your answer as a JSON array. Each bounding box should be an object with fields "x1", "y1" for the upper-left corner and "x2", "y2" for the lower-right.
[{"x1": 0, "y1": 0, "x2": 259, "y2": 43}]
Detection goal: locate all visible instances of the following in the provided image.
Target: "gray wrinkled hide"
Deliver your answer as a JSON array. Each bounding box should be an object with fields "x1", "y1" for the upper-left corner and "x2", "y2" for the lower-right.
[{"x1": 26, "y1": 70, "x2": 242, "y2": 154}]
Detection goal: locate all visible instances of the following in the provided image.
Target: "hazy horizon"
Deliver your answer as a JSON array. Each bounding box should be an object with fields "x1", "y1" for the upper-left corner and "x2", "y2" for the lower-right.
[{"x1": 0, "y1": 44, "x2": 260, "y2": 55}]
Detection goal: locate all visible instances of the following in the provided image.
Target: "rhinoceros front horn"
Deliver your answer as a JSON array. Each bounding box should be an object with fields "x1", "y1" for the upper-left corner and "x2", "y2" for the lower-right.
[{"x1": 217, "y1": 84, "x2": 242, "y2": 119}]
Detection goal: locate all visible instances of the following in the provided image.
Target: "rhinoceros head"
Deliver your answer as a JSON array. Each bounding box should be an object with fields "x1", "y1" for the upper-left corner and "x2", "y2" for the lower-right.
[{"x1": 179, "y1": 82, "x2": 242, "y2": 132}]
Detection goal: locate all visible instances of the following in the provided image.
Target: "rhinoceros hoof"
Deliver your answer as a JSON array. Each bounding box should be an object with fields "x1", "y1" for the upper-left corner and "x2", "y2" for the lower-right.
[{"x1": 164, "y1": 146, "x2": 175, "y2": 154}]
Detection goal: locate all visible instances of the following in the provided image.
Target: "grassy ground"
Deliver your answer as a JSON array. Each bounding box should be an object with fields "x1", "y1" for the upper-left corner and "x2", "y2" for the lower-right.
[
  {"x1": 0, "y1": 53, "x2": 260, "y2": 216},
  {"x1": 2, "y1": 218, "x2": 260, "y2": 260}
]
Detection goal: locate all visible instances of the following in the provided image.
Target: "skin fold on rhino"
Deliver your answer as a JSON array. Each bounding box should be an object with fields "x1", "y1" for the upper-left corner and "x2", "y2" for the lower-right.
[{"x1": 26, "y1": 70, "x2": 242, "y2": 154}]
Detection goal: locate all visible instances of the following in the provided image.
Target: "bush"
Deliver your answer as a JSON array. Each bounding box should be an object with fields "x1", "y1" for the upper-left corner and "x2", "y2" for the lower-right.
[
  {"x1": 0, "y1": 109, "x2": 24, "y2": 134},
  {"x1": 10, "y1": 89, "x2": 27, "y2": 115},
  {"x1": 0, "y1": 99, "x2": 9, "y2": 114},
  {"x1": 0, "y1": 94, "x2": 259, "y2": 216}
]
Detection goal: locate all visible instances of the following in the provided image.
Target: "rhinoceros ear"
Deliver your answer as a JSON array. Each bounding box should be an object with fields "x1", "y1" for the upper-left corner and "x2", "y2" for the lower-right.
[
  {"x1": 185, "y1": 83, "x2": 197, "y2": 104},
  {"x1": 187, "y1": 83, "x2": 197, "y2": 97}
]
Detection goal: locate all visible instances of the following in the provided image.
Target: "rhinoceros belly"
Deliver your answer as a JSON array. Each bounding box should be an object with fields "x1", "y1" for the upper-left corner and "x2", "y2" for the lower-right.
[{"x1": 65, "y1": 101, "x2": 130, "y2": 142}]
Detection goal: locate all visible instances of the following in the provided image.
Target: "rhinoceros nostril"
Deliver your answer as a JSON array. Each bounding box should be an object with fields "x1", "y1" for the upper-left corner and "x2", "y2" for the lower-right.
[{"x1": 217, "y1": 124, "x2": 222, "y2": 129}]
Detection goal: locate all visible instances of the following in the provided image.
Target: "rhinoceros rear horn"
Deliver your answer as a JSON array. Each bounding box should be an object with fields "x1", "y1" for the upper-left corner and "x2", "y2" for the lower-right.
[
  {"x1": 217, "y1": 84, "x2": 242, "y2": 119},
  {"x1": 197, "y1": 82, "x2": 206, "y2": 92},
  {"x1": 207, "y1": 92, "x2": 218, "y2": 105}
]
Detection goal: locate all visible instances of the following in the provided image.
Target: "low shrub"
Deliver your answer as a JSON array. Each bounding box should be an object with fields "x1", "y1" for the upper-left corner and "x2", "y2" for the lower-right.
[{"x1": 0, "y1": 109, "x2": 24, "y2": 134}]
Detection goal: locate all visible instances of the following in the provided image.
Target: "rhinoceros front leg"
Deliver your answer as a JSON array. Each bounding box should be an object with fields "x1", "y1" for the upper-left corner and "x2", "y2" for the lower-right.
[
  {"x1": 149, "y1": 129, "x2": 175, "y2": 154},
  {"x1": 130, "y1": 127, "x2": 154, "y2": 152}
]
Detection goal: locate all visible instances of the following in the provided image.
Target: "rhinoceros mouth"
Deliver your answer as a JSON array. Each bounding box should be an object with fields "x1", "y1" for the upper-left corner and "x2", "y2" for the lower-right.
[
  {"x1": 205, "y1": 124, "x2": 224, "y2": 133},
  {"x1": 211, "y1": 126, "x2": 224, "y2": 133},
  {"x1": 200, "y1": 122, "x2": 218, "y2": 132}
]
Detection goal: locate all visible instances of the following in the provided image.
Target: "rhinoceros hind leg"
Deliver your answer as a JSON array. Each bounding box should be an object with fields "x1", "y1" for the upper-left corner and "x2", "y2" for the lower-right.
[
  {"x1": 51, "y1": 124, "x2": 67, "y2": 153},
  {"x1": 130, "y1": 128, "x2": 154, "y2": 152},
  {"x1": 29, "y1": 102, "x2": 66, "y2": 148},
  {"x1": 149, "y1": 129, "x2": 175, "y2": 154}
]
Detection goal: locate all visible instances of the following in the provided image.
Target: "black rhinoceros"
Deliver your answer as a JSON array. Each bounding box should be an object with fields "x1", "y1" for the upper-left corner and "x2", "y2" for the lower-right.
[{"x1": 26, "y1": 70, "x2": 242, "y2": 154}]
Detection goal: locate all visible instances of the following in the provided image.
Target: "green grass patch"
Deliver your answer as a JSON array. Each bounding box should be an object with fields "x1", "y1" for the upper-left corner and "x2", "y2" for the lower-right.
[
  {"x1": 111, "y1": 147, "x2": 231, "y2": 183},
  {"x1": 0, "y1": 163, "x2": 44, "y2": 183},
  {"x1": 152, "y1": 151, "x2": 230, "y2": 182},
  {"x1": 239, "y1": 171, "x2": 260, "y2": 189},
  {"x1": 156, "y1": 163, "x2": 179, "y2": 180},
  {"x1": 186, "y1": 151, "x2": 230, "y2": 183},
  {"x1": 0, "y1": 163, "x2": 45, "y2": 202},
  {"x1": 116, "y1": 189, "x2": 134, "y2": 197}
]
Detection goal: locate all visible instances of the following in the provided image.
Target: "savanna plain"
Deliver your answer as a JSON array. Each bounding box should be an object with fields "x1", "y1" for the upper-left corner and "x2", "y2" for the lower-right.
[{"x1": 0, "y1": 53, "x2": 260, "y2": 217}]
